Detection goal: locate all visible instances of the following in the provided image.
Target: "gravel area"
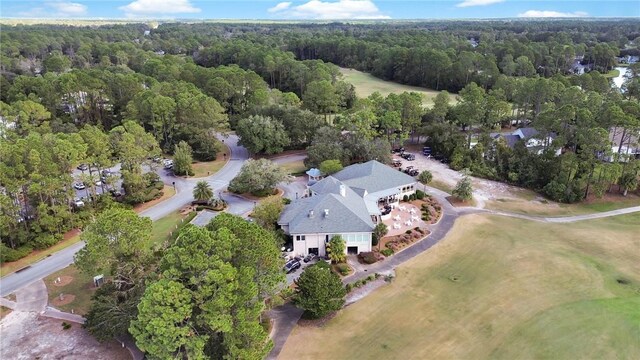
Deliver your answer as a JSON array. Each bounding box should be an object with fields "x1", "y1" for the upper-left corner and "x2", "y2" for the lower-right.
[{"x1": 0, "y1": 312, "x2": 130, "y2": 360}]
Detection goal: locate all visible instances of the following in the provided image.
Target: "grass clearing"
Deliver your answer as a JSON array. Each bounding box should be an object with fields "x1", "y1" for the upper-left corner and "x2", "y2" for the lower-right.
[
  {"x1": 44, "y1": 265, "x2": 95, "y2": 316},
  {"x1": 339, "y1": 67, "x2": 457, "y2": 107},
  {"x1": 486, "y1": 193, "x2": 640, "y2": 217},
  {"x1": 0, "y1": 305, "x2": 11, "y2": 320},
  {"x1": 190, "y1": 143, "x2": 230, "y2": 178},
  {"x1": 428, "y1": 180, "x2": 454, "y2": 194},
  {"x1": 279, "y1": 159, "x2": 307, "y2": 175},
  {"x1": 280, "y1": 213, "x2": 640, "y2": 359},
  {"x1": 148, "y1": 210, "x2": 193, "y2": 248},
  {"x1": 604, "y1": 68, "x2": 621, "y2": 78}
]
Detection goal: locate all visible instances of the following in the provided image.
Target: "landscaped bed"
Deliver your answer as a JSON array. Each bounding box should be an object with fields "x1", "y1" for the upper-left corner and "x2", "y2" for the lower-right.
[{"x1": 378, "y1": 227, "x2": 431, "y2": 257}]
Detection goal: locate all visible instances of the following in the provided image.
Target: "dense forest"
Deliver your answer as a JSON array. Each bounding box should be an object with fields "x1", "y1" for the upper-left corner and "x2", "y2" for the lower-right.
[{"x1": 1, "y1": 20, "x2": 639, "y2": 259}]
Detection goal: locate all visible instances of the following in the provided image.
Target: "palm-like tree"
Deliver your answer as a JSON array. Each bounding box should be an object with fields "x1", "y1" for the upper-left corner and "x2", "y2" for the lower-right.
[{"x1": 193, "y1": 181, "x2": 213, "y2": 203}]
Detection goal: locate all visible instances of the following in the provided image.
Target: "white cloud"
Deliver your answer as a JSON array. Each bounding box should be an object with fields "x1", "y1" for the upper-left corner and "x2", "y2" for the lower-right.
[
  {"x1": 268, "y1": 2, "x2": 292, "y2": 13},
  {"x1": 18, "y1": 1, "x2": 88, "y2": 18},
  {"x1": 49, "y1": 1, "x2": 88, "y2": 16},
  {"x1": 269, "y1": 0, "x2": 390, "y2": 20},
  {"x1": 456, "y1": 0, "x2": 504, "y2": 8},
  {"x1": 518, "y1": 10, "x2": 588, "y2": 18},
  {"x1": 119, "y1": 0, "x2": 201, "y2": 17}
]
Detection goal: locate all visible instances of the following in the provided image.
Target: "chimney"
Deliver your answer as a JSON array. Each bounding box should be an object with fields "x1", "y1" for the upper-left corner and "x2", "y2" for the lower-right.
[
  {"x1": 324, "y1": 209, "x2": 329, "y2": 217},
  {"x1": 308, "y1": 210, "x2": 314, "y2": 218},
  {"x1": 339, "y1": 184, "x2": 346, "y2": 197}
]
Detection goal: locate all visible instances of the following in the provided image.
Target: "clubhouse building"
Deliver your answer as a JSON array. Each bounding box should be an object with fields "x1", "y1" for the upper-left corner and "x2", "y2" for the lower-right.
[{"x1": 278, "y1": 160, "x2": 416, "y2": 257}]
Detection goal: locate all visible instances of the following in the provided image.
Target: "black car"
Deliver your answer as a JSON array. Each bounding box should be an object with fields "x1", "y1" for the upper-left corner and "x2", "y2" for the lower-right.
[
  {"x1": 109, "y1": 189, "x2": 123, "y2": 198},
  {"x1": 392, "y1": 147, "x2": 405, "y2": 154},
  {"x1": 284, "y1": 259, "x2": 301, "y2": 273},
  {"x1": 402, "y1": 153, "x2": 415, "y2": 161}
]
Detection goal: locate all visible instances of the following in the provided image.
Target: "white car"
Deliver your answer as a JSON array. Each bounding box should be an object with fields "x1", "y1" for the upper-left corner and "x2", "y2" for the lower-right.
[
  {"x1": 72, "y1": 198, "x2": 85, "y2": 207},
  {"x1": 73, "y1": 182, "x2": 86, "y2": 190},
  {"x1": 163, "y1": 159, "x2": 174, "y2": 169}
]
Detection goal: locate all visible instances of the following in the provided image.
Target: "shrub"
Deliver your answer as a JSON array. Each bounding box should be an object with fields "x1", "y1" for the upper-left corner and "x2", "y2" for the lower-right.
[
  {"x1": 62, "y1": 322, "x2": 72, "y2": 330},
  {"x1": 345, "y1": 283, "x2": 353, "y2": 292},
  {"x1": 402, "y1": 194, "x2": 409, "y2": 202},
  {"x1": 0, "y1": 244, "x2": 33, "y2": 263},
  {"x1": 415, "y1": 189, "x2": 425, "y2": 199},
  {"x1": 315, "y1": 261, "x2": 331, "y2": 270},
  {"x1": 367, "y1": 274, "x2": 375, "y2": 281},
  {"x1": 358, "y1": 251, "x2": 378, "y2": 264},
  {"x1": 282, "y1": 198, "x2": 291, "y2": 205},
  {"x1": 336, "y1": 263, "x2": 350, "y2": 276},
  {"x1": 374, "y1": 273, "x2": 381, "y2": 279},
  {"x1": 381, "y1": 248, "x2": 394, "y2": 257},
  {"x1": 405, "y1": 229, "x2": 412, "y2": 234}
]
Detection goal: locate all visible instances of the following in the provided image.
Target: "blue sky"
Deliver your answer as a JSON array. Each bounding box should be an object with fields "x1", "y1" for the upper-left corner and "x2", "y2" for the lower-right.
[{"x1": 2, "y1": 1, "x2": 639, "y2": 20}]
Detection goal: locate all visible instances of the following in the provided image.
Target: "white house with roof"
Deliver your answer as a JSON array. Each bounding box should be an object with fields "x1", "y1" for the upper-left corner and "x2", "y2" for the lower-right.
[
  {"x1": 278, "y1": 160, "x2": 416, "y2": 257},
  {"x1": 491, "y1": 127, "x2": 561, "y2": 156}
]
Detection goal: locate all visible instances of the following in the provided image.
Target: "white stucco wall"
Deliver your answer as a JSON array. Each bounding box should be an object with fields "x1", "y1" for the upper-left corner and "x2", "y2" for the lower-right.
[{"x1": 292, "y1": 232, "x2": 372, "y2": 256}]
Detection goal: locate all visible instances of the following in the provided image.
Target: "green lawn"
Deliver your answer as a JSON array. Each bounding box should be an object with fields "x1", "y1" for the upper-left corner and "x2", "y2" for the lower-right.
[
  {"x1": 148, "y1": 211, "x2": 194, "y2": 248},
  {"x1": 280, "y1": 213, "x2": 640, "y2": 359},
  {"x1": 485, "y1": 193, "x2": 640, "y2": 217},
  {"x1": 339, "y1": 67, "x2": 457, "y2": 107},
  {"x1": 190, "y1": 143, "x2": 230, "y2": 178},
  {"x1": 279, "y1": 159, "x2": 307, "y2": 176},
  {"x1": 44, "y1": 265, "x2": 95, "y2": 316},
  {"x1": 604, "y1": 68, "x2": 621, "y2": 78}
]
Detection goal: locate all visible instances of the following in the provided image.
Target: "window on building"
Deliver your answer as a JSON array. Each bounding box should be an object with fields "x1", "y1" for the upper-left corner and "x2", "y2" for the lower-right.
[{"x1": 296, "y1": 235, "x2": 306, "y2": 241}]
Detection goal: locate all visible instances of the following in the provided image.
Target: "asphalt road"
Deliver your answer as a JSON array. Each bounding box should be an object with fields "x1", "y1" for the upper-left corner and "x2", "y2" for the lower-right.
[{"x1": 0, "y1": 134, "x2": 252, "y2": 297}]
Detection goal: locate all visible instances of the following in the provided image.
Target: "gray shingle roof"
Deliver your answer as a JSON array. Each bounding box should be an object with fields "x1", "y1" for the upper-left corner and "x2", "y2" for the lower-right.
[
  {"x1": 517, "y1": 127, "x2": 539, "y2": 139},
  {"x1": 332, "y1": 160, "x2": 416, "y2": 194},
  {"x1": 309, "y1": 176, "x2": 344, "y2": 195},
  {"x1": 280, "y1": 192, "x2": 374, "y2": 234}
]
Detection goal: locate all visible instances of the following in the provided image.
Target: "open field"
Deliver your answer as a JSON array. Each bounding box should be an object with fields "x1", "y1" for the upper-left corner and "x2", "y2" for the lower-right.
[
  {"x1": 280, "y1": 213, "x2": 640, "y2": 360},
  {"x1": 486, "y1": 193, "x2": 640, "y2": 217},
  {"x1": 339, "y1": 67, "x2": 457, "y2": 106}
]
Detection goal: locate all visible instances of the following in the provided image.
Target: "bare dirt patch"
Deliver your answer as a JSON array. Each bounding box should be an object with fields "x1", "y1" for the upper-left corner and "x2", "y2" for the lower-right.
[
  {"x1": 52, "y1": 293, "x2": 76, "y2": 307},
  {"x1": 0, "y1": 312, "x2": 130, "y2": 360}
]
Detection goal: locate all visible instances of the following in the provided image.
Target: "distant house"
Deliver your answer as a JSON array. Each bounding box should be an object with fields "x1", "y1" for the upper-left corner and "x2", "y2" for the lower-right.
[
  {"x1": 143, "y1": 30, "x2": 151, "y2": 36},
  {"x1": 491, "y1": 127, "x2": 561, "y2": 156},
  {"x1": 605, "y1": 127, "x2": 640, "y2": 162},
  {"x1": 278, "y1": 160, "x2": 416, "y2": 257}
]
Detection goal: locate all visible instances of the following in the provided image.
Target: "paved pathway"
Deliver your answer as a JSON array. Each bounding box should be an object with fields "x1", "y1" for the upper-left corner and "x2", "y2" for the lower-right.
[{"x1": 265, "y1": 303, "x2": 304, "y2": 360}]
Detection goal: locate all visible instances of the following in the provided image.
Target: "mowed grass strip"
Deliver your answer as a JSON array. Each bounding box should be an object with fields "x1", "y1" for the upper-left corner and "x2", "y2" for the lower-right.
[
  {"x1": 485, "y1": 193, "x2": 640, "y2": 217},
  {"x1": 279, "y1": 213, "x2": 640, "y2": 360},
  {"x1": 191, "y1": 142, "x2": 230, "y2": 178},
  {"x1": 279, "y1": 159, "x2": 307, "y2": 176},
  {"x1": 339, "y1": 67, "x2": 457, "y2": 107}
]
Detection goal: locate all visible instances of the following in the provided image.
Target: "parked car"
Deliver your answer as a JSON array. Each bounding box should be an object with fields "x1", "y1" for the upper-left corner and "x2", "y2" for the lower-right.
[
  {"x1": 94, "y1": 179, "x2": 103, "y2": 186},
  {"x1": 163, "y1": 159, "x2": 174, "y2": 169},
  {"x1": 109, "y1": 189, "x2": 122, "y2": 198},
  {"x1": 73, "y1": 182, "x2": 86, "y2": 190},
  {"x1": 392, "y1": 147, "x2": 405, "y2": 154},
  {"x1": 392, "y1": 159, "x2": 402, "y2": 167},
  {"x1": 401, "y1": 153, "x2": 415, "y2": 161},
  {"x1": 77, "y1": 163, "x2": 89, "y2": 171},
  {"x1": 303, "y1": 253, "x2": 317, "y2": 263},
  {"x1": 283, "y1": 259, "x2": 301, "y2": 273},
  {"x1": 72, "y1": 198, "x2": 85, "y2": 208}
]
